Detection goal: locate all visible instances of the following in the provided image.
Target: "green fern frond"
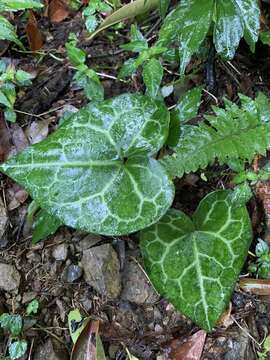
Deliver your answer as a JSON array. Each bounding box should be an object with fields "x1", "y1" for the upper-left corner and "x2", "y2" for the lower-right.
[{"x1": 162, "y1": 93, "x2": 270, "y2": 178}]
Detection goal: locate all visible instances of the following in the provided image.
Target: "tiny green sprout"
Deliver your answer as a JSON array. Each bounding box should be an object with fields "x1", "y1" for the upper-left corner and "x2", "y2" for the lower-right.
[
  {"x1": 0, "y1": 62, "x2": 33, "y2": 122},
  {"x1": 26, "y1": 299, "x2": 39, "y2": 315},
  {"x1": 82, "y1": 0, "x2": 112, "y2": 33},
  {"x1": 126, "y1": 348, "x2": 139, "y2": 360},
  {"x1": 248, "y1": 239, "x2": 270, "y2": 279},
  {"x1": 257, "y1": 335, "x2": 270, "y2": 360},
  {"x1": 65, "y1": 37, "x2": 104, "y2": 101}
]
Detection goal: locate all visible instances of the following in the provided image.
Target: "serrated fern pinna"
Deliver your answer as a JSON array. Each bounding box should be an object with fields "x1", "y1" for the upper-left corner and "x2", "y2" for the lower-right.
[{"x1": 162, "y1": 93, "x2": 270, "y2": 178}]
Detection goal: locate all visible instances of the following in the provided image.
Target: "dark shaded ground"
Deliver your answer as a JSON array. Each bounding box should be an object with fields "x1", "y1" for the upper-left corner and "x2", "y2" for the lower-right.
[{"x1": 1, "y1": 5, "x2": 270, "y2": 360}]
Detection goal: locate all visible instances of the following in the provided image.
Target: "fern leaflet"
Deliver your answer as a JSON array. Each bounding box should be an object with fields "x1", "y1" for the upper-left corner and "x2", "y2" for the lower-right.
[{"x1": 162, "y1": 93, "x2": 270, "y2": 178}]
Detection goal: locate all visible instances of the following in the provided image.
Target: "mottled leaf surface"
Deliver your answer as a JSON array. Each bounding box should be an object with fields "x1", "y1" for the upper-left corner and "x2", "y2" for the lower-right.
[
  {"x1": 0, "y1": 94, "x2": 174, "y2": 236},
  {"x1": 0, "y1": 0, "x2": 43, "y2": 11},
  {"x1": 158, "y1": 0, "x2": 214, "y2": 74},
  {"x1": 0, "y1": 16, "x2": 23, "y2": 47},
  {"x1": 140, "y1": 190, "x2": 252, "y2": 331},
  {"x1": 143, "y1": 58, "x2": 163, "y2": 98},
  {"x1": 213, "y1": 0, "x2": 243, "y2": 59},
  {"x1": 235, "y1": 0, "x2": 260, "y2": 52},
  {"x1": 174, "y1": 86, "x2": 203, "y2": 123}
]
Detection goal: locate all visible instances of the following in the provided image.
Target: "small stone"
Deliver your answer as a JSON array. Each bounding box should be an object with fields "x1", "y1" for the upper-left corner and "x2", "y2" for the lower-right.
[
  {"x1": 33, "y1": 339, "x2": 68, "y2": 360},
  {"x1": 75, "y1": 234, "x2": 102, "y2": 251},
  {"x1": 52, "y1": 243, "x2": 68, "y2": 261},
  {"x1": 121, "y1": 259, "x2": 159, "y2": 304},
  {"x1": 82, "y1": 298, "x2": 93, "y2": 312},
  {"x1": 62, "y1": 264, "x2": 82, "y2": 283},
  {"x1": 154, "y1": 324, "x2": 163, "y2": 333},
  {"x1": 81, "y1": 244, "x2": 121, "y2": 299},
  {"x1": 109, "y1": 344, "x2": 119, "y2": 358},
  {"x1": 222, "y1": 328, "x2": 253, "y2": 360},
  {"x1": 26, "y1": 251, "x2": 41, "y2": 263},
  {"x1": 22, "y1": 292, "x2": 37, "y2": 304},
  {"x1": 0, "y1": 263, "x2": 20, "y2": 291}
]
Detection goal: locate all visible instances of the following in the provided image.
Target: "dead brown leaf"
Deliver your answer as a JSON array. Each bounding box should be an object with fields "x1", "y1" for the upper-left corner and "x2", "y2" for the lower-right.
[
  {"x1": 0, "y1": 115, "x2": 12, "y2": 162},
  {"x1": 256, "y1": 180, "x2": 270, "y2": 242},
  {"x1": 217, "y1": 302, "x2": 233, "y2": 329},
  {"x1": 26, "y1": 11, "x2": 43, "y2": 51},
  {"x1": 240, "y1": 278, "x2": 270, "y2": 296},
  {"x1": 7, "y1": 184, "x2": 28, "y2": 210},
  {"x1": 10, "y1": 123, "x2": 29, "y2": 153},
  {"x1": 169, "y1": 330, "x2": 207, "y2": 360},
  {"x1": 25, "y1": 119, "x2": 50, "y2": 144},
  {"x1": 48, "y1": 0, "x2": 70, "y2": 23},
  {"x1": 71, "y1": 319, "x2": 106, "y2": 360}
]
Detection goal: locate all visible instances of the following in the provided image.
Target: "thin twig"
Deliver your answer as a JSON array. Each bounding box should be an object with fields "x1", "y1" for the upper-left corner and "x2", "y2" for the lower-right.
[
  {"x1": 32, "y1": 325, "x2": 68, "y2": 348},
  {"x1": 15, "y1": 105, "x2": 65, "y2": 119},
  {"x1": 28, "y1": 338, "x2": 34, "y2": 360},
  {"x1": 231, "y1": 315, "x2": 261, "y2": 348},
  {"x1": 202, "y1": 89, "x2": 219, "y2": 105}
]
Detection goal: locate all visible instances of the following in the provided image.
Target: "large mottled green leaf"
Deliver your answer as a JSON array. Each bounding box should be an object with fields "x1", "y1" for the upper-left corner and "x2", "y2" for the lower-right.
[
  {"x1": 234, "y1": 0, "x2": 260, "y2": 53},
  {"x1": 140, "y1": 190, "x2": 252, "y2": 331},
  {"x1": 0, "y1": 16, "x2": 23, "y2": 47},
  {"x1": 0, "y1": 0, "x2": 43, "y2": 11},
  {"x1": 0, "y1": 94, "x2": 174, "y2": 236},
  {"x1": 158, "y1": 0, "x2": 214, "y2": 74},
  {"x1": 213, "y1": 0, "x2": 243, "y2": 59}
]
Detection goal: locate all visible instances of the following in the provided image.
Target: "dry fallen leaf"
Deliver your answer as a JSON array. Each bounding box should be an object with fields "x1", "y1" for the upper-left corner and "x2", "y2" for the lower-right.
[
  {"x1": 256, "y1": 180, "x2": 270, "y2": 242},
  {"x1": 240, "y1": 278, "x2": 270, "y2": 296},
  {"x1": 10, "y1": 123, "x2": 29, "y2": 153},
  {"x1": 71, "y1": 319, "x2": 106, "y2": 360},
  {"x1": 0, "y1": 195, "x2": 8, "y2": 240},
  {"x1": 25, "y1": 119, "x2": 50, "y2": 144},
  {"x1": 48, "y1": 0, "x2": 70, "y2": 23},
  {"x1": 217, "y1": 302, "x2": 233, "y2": 329},
  {"x1": 7, "y1": 184, "x2": 28, "y2": 210},
  {"x1": 169, "y1": 330, "x2": 207, "y2": 360},
  {"x1": 0, "y1": 115, "x2": 12, "y2": 162},
  {"x1": 26, "y1": 11, "x2": 43, "y2": 51}
]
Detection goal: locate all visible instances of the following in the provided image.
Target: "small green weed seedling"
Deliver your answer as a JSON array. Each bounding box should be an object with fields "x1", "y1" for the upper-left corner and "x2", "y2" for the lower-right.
[
  {"x1": 65, "y1": 34, "x2": 104, "y2": 102},
  {"x1": 257, "y1": 336, "x2": 270, "y2": 360},
  {"x1": 82, "y1": 0, "x2": 112, "y2": 33},
  {"x1": 119, "y1": 25, "x2": 166, "y2": 99},
  {"x1": 0, "y1": 61, "x2": 34, "y2": 122},
  {"x1": 0, "y1": 313, "x2": 27, "y2": 360},
  {"x1": 0, "y1": 300, "x2": 39, "y2": 360},
  {"x1": 248, "y1": 239, "x2": 270, "y2": 279}
]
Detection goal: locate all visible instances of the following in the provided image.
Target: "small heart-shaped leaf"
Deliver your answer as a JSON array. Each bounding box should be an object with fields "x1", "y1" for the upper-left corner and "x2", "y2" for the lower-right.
[
  {"x1": 140, "y1": 190, "x2": 252, "y2": 331},
  {"x1": 0, "y1": 94, "x2": 174, "y2": 236}
]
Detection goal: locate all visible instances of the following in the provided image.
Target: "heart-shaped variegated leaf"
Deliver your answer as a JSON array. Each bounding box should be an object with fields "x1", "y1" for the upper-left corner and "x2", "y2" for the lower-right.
[
  {"x1": 140, "y1": 190, "x2": 252, "y2": 331},
  {"x1": 0, "y1": 94, "x2": 174, "y2": 235}
]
